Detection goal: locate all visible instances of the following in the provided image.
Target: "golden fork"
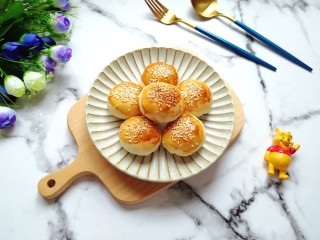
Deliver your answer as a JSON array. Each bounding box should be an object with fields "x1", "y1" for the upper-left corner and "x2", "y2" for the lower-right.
[{"x1": 144, "y1": 0, "x2": 276, "y2": 71}]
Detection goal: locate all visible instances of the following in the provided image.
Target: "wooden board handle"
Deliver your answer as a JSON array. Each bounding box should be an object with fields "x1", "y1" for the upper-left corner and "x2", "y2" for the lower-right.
[
  {"x1": 37, "y1": 159, "x2": 91, "y2": 199},
  {"x1": 37, "y1": 88, "x2": 244, "y2": 203}
]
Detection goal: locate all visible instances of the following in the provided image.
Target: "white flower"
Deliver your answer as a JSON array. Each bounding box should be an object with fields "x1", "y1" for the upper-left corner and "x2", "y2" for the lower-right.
[
  {"x1": 4, "y1": 75, "x2": 25, "y2": 97},
  {"x1": 23, "y1": 71, "x2": 46, "y2": 91}
]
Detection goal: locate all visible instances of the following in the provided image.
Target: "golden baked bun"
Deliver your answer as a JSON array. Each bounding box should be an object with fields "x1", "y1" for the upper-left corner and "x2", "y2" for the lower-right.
[
  {"x1": 178, "y1": 80, "x2": 213, "y2": 117},
  {"x1": 162, "y1": 113, "x2": 205, "y2": 156},
  {"x1": 107, "y1": 82, "x2": 143, "y2": 119},
  {"x1": 141, "y1": 62, "x2": 178, "y2": 86},
  {"x1": 139, "y1": 82, "x2": 185, "y2": 124},
  {"x1": 119, "y1": 116, "x2": 161, "y2": 156}
]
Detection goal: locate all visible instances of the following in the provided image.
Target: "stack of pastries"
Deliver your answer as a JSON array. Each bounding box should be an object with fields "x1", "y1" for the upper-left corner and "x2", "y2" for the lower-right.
[{"x1": 107, "y1": 61, "x2": 212, "y2": 156}]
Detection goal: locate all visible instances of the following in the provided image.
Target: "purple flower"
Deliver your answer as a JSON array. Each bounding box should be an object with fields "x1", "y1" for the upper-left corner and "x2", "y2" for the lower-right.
[
  {"x1": 49, "y1": 45, "x2": 72, "y2": 63},
  {"x1": 41, "y1": 36, "x2": 56, "y2": 47},
  {"x1": 0, "y1": 86, "x2": 7, "y2": 95},
  {"x1": 51, "y1": 13, "x2": 71, "y2": 33},
  {"x1": 0, "y1": 106, "x2": 16, "y2": 129},
  {"x1": 2, "y1": 42, "x2": 29, "y2": 60},
  {"x1": 39, "y1": 55, "x2": 58, "y2": 72},
  {"x1": 20, "y1": 33, "x2": 44, "y2": 53},
  {"x1": 54, "y1": 0, "x2": 70, "y2": 10},
  {"x1": 0, "y1": 86, "x2": 9, "y2": 104}
]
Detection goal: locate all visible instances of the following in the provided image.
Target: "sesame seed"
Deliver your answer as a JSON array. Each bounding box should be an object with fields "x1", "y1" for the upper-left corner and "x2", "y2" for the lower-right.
[
  {"x1": 180, "y1": 80, "x2": 204, "y2": 106},
  {"x1": 109, "y1": 82, "x2": 141, "y2": 105},
  {"x1": 148, "y1": 63, "x2": 175, "y2": 83},
  {"x1": 170, "y1": 115, "x2": 196, "y2": 142},
  {"x1": 148, "y1": 83, "x2": 179, "y2": 109},
  {"x1": 122, "y1": 117, "x2": 153, "y2": 142}
]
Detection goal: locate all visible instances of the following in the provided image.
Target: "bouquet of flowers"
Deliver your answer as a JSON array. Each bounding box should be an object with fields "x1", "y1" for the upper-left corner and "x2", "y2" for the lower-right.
[{"x1": 0, "y1": 0, "x2": 74, "y2": 129}]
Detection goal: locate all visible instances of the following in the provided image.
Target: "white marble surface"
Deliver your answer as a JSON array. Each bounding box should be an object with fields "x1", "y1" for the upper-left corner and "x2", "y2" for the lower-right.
[{"x1": 1, "y1": 0, "x2": 320, "y2": 239}]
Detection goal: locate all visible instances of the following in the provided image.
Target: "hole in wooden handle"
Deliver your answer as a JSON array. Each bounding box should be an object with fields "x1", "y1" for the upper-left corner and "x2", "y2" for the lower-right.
[{"x1": 47, "y1": 179, "x2": 56, "y2": 188}]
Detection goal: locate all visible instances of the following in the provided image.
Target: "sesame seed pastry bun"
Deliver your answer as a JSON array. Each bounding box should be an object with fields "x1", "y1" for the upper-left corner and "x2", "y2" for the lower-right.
[
  {"x1": 119, "y1": 116, "x2": 161, "y2": 156},
  {"x1": 141, "y1": 62, "x2": 179, "y2": 86},
  {"x1": 107, "y1": 82, "x2": 143, "y2": 119},
  {"x1": 178, "y1": 79, "x2": 213, "y2": 117},
  {"x1": 162, "y1": 113, "x2": 206, "y2": 156},
  {"x1": 139, "y1": 82, "x2": 185, "y2": 124}
]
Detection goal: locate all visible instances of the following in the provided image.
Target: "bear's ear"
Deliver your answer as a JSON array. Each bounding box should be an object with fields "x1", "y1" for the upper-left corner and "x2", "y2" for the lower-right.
[{"x1": 275, "y1": 128, "x2": 281, "y2": 134}]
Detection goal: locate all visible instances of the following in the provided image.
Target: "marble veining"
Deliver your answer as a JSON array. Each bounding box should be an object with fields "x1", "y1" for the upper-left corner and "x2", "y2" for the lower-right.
[
  {"x1": 168, "y1": 180, "x2": 307, "y2": 239},
  {"x1": 55, "y1": 88, "x2": 80, "y2": 103},
  {"x1": 48, "y1": 201, "x2": 73, "y2": 240},
  {"x1": 81, "y1": 0, "x2": 158, "y2": 44},
  {"x1": 1, "y1": 0, "x2": 320, "y2": 239}
]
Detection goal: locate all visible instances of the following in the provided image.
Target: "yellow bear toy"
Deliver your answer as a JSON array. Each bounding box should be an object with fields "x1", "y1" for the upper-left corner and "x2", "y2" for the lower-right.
[{"x1": 264, "y1": 128, "x2": 300, "y2": 180}]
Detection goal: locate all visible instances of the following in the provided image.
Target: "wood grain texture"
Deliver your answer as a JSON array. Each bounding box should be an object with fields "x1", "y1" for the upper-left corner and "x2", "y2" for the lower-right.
[{"x1": 38, "y1": 87, "x2": 244, "y2": 204}]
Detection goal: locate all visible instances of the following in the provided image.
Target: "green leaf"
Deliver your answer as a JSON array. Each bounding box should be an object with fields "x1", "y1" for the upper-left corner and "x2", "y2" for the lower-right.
[
  {"x1": 0, "y1": 17, "x2": 22, "y2": 39},
  {"x1": 0, "y1": 2, "x2": 25, "y2": 25},
  {"x1": 0, "y1": 0, "x2": 12, "y2": 12}
]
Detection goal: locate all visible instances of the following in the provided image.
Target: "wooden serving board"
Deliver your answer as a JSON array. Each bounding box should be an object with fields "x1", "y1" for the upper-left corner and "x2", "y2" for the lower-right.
[{"x1": 38, "y1": 88, "x2": 244, "y2": 204}]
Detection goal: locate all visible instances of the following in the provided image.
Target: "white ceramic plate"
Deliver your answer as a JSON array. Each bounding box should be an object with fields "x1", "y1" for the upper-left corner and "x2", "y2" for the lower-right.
[{"x1": 86, "y1": 47, "x2": 235, "y2": 182}]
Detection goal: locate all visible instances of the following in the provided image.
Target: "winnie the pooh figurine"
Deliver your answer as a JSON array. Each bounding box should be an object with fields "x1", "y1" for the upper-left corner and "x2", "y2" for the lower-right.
[{"x1": 264, "y1": 128, "x2": 300, "y2": 180}]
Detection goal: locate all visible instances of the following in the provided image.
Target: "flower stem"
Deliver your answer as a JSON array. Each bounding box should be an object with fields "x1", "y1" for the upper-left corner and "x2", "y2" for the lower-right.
[
  {"x1": 0, "y1": 93, "x2": 16, "y2": 107},
  {"x1": 0, "y1": 57, "x2": 33, "y2": 65},
  {"x1": 0, "y1": 67, "x2": 7, "y2": 77}
]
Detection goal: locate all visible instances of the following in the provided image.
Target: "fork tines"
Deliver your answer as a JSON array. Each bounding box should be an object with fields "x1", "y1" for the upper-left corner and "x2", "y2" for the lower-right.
[{"x1": 145, "y1": 0, "x2": 168, "y2": 20}]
